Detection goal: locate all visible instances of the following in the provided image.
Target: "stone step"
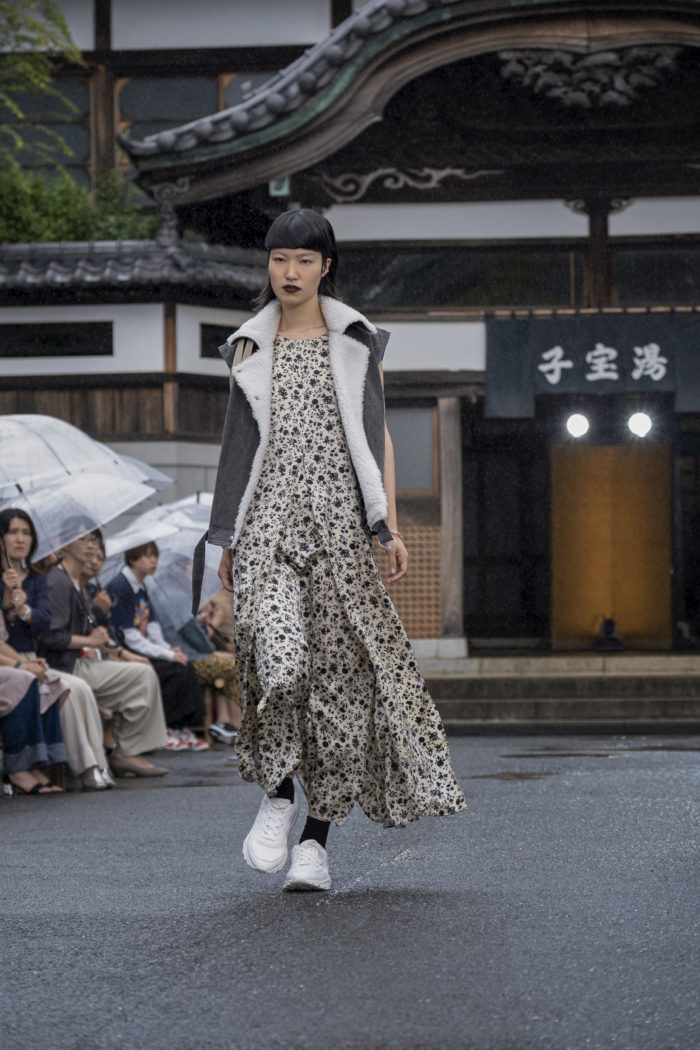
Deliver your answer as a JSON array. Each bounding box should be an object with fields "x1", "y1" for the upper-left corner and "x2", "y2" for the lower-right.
[
  {"x1": 419, "y1": 654, "x2": 700, "y2": 676},
  {"x1": 424, "y1": 674, "x2": 700, "y2": 700},
  {"x1": 434, "y1": 695, "x2": 700, "y2": 731}
]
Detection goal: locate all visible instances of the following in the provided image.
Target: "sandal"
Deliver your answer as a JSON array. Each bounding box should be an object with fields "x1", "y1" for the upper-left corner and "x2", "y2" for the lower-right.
[
  {"x1": 3, "y1": 774, "x2": 56, "y2": 796},
  {"x1": 13, "y1": 781, "x2": 56, "y2": 796},
  {"x1": 32, "y1": 772, "x2": 63, "y2": 793}
]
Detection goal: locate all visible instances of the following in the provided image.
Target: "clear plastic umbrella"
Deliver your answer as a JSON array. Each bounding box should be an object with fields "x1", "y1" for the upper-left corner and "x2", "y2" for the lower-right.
[
  {"x1": 103, "y1": 494, "x2": 220, "y2": 626},
  {"x1": 0, "y1": 414, "x2": 170, "y2": 498},
  {"x1": 0, "y1": 473, "x2": 156, "y2": 561},
  {"x1": 118, "y1": 455, "x2": 173, "y2": 493}
]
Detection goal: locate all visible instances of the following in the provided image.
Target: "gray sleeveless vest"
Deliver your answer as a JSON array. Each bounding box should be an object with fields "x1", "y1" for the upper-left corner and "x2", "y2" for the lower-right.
[{"x1": 192, "y1": 297, "x2": 390, "y2": 610}]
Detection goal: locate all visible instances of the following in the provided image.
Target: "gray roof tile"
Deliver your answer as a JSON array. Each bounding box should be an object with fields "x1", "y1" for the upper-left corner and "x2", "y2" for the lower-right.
[{"x1": 0, "y1": 239, "x2": 266, "y2": 292}]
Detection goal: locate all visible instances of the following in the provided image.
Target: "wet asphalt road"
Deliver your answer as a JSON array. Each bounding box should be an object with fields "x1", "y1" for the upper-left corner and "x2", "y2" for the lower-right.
[{"x1": 2, "y1": 733, "x2": 698, "y2": 1050}]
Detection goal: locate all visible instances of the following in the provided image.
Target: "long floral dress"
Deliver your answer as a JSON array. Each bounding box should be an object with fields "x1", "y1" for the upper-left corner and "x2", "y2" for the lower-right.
[{"x1": 232, "y1": 334, "x2": 466, "y2": 828}]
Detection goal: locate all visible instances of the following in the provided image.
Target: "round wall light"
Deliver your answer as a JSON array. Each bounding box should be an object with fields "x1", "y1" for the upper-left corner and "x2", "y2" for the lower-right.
[
  {"x1": 628, "y1": 412, "x2": 652, "y2": 437},
  {"x1": 566, "y1": 413, "x2": 590, "y2": 438}
]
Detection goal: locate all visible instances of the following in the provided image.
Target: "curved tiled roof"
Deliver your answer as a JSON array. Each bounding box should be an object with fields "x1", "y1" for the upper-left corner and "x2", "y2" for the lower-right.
[
  {"x1": 0, "y1": 238, "x2": 266, "y2": 291},
  {"x1": 118, "y1": 0, "x2": 465, "y2": 160}
]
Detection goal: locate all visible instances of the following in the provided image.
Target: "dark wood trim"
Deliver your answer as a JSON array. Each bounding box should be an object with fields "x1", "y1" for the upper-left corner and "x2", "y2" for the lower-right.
[
  {"x1": 438, "y1": 397, "x2": 464, "y2": 638},
  {"x1": 0, "y1": 373, "x2": 228, "y2": 390},
  {"x1": 583, "y1": 200, "x2": 615, "y2": 309},
  {"x1": 163, "y1": 302, "x2": 178, "y2": 434},
  {"x1": 73, "y1": 46, "x2": 305, "y2": 75},
  {"x1": 163, "y1": 302, "x2": 177, "y2": 374},
  {"x1": 89, "y1": 66, "x2": 116, "y2": 176},
  {"x1": 94, "y1": 0, "x2": 111, "y2": 52}
]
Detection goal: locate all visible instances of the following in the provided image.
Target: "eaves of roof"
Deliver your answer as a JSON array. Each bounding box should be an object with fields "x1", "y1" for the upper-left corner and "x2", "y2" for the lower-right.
[
  {"x1": 0, "y1": 239, "x2": 267, "y2": 292},
  {"x1": 115, "y1": 0, "x2": 700, "y2": 206},
  {"x1": 117, "y1": 0, "x2": 468, "y2": 167}
]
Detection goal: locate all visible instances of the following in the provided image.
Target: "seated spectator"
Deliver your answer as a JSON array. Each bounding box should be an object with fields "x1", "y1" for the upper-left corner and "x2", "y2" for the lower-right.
[
  {"x1": 193, "y1": 592, "x2": 242, "y2": 745},
  {"x1": 198, "y1": 589, "x2": 236, "y2": 653},
  {"x1": 106, "y1": 543, "x2": 209, "y2": 753},
  {"x1": 1, "y1": 508, "x2": 113, "y2": 790},
  {"x1": 144, "y1": 553, "x2": 240, "y2": 746},
  {"x1": 39, "y1": 524, "x2": 169, "y2": 779},
  {"x1": 1, "y1": 615, "x2": 67, "y2": 795},
  {"x1": 83, "y1": 530, "x2": 113, "y2": 631}
]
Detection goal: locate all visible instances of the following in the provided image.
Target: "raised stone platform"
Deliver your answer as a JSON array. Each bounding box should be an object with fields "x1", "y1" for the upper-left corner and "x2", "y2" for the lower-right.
[{"x1": 421, "y1": 654, "x2": 700, "y2": 732}]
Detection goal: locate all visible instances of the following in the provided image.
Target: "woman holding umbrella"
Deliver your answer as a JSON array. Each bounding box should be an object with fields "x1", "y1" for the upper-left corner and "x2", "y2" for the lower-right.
[
  {"x1": 39, "y1": 523, "x2": 169, "y2": 778},
  {"x1": 1, "y1": 508, "x2": 113, "y2": 790}
]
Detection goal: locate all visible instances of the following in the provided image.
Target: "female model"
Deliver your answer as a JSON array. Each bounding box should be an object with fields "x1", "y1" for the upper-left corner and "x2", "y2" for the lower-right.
[{"x1": 205, "y1": 209, "x2": 466, "y2": 891}]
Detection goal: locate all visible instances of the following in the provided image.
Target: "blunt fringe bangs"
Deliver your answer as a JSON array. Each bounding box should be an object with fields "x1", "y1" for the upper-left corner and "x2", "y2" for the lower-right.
[{"x1": 254, "y1": 208, "x2": 339, "y2": 310}]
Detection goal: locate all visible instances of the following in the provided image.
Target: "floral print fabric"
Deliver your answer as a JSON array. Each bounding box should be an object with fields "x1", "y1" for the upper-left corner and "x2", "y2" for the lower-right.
[{"x1": 232, "y1": 334, "x2": 466, "y2": 827}]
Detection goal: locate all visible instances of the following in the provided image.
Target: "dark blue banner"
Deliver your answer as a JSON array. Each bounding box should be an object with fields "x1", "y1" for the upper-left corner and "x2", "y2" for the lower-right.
[{"x1": 485, "y1": 313, "x2": 700, "y2": 418}]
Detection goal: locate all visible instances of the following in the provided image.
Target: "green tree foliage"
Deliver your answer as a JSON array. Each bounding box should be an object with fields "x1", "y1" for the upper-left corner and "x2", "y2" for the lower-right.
[
  {"x1": 0, "y1": 164, "x2": 159, "y2": 242},
  {"x1": 0, "y1": 0, "x2": 82, "y2": 163}
]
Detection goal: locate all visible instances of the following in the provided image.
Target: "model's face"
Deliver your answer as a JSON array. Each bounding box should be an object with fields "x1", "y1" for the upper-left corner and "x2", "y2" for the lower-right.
[
  {"x1": 268, "y1": 247, "x2": 331, "y2": 308},
  {"x1": 3, "y1": 517, "x2": 32, "y2": 563}
]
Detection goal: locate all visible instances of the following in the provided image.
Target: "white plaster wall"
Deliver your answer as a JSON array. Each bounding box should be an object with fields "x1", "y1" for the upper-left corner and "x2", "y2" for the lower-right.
[
  {"x1": 609, "y1": 198, "x2": 700, "y2": 236},
  {"x1": 107, "y1": 440, "x2": 220, "y2": 521},
  {"x1": 112, "y1": 0, "x2": 331, "y2": 49},
  {"x1": 377, "y1": 321, "x2": 485, "y2": 372},
  {"x1": 0, "y1": 304, "x2": 164, "y2": 376},
  {"x1": 55, "y1": 1, "x2": 95, "y2": 51},
  {"x1": 176, "y1": 305, "x2": 251, "y2": 376},
  {"x1": 327, "y1": 202, "x2": 589, "y2": 241}
]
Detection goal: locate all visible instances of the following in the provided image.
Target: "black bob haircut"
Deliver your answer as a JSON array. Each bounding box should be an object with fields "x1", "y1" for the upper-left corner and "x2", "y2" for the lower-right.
[
  {"x1": 253, "y1": 208, "x2": 339, "y2": 310},
  {"x1": 0, "y1": 506, "x2": 39, "y2": 566}
]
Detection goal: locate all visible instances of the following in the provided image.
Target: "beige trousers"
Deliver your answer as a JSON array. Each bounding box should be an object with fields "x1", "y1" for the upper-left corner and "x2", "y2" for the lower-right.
[
  {"x1": 23, "y1": 651, "x2": 108, "y2": 778},
  {"x1": 56, "y1": 671, "x2": 108, "y2": 777},
  {"x1": 74, "y1": 659, "x2": 167, "y2": 756}
]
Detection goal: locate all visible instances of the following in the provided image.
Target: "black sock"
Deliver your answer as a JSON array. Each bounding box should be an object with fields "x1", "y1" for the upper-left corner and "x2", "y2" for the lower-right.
[
  {"x1": 273, "y1": 777, "x2": 295, "y2": 804},
  {"x1": 299, "y1": 816, "x2": 330, "y2": 849}
]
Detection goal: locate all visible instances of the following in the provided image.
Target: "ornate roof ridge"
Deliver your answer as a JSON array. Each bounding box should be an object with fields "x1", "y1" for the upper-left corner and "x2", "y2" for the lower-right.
[{"x1": 117, "y1": 0, "x2": 464, "y2": 160}]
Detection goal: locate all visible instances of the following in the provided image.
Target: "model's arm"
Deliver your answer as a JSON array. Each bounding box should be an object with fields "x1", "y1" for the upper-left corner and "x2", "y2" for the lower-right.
[{"x1": 380, "y1": 364, "x2": 408, "y2": 583}]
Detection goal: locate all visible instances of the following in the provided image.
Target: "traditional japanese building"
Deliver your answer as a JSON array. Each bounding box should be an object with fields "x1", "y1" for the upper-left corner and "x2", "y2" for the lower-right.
[{"x1": 3, "y1": 0, "x2": 700, "y2": 658}]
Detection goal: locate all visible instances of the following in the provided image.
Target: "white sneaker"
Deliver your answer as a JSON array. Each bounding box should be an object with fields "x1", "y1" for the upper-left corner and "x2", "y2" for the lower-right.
[
  {"x1": 283, "y1": 841, "x2": 331, "y2": 892},
  {"x1": 242, "y1": 793, "x2": 299, "y2": 874},
  {"x1": 165, "y1": 729, "x2": 188, "y2": 752},
  {"x1": 179, "y1": 727, "x2": 210, "y2": 752}
]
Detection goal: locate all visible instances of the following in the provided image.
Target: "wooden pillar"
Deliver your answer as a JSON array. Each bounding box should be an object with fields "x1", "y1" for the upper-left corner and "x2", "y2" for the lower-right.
[
  {"x1": 90, "y1": 0, "x2": 115, "y2": 178},
  {"x1": 438, "y1": 397, "x2": 465, "y2": 641},
  {"x1": 163, "y1": 303, "x2": 178, "y2": 435},
  {"x1": 583, "y1": 199, "x2": 613, "y2": 309}
]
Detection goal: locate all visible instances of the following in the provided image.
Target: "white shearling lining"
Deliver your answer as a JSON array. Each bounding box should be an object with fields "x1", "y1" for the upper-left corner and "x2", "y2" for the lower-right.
[
  {"x1": 224, "y1": 296, "x2": 387, "y2": 545},
  {"x1": 328, "y1": 330, "x2": 388, "y2": 528}
]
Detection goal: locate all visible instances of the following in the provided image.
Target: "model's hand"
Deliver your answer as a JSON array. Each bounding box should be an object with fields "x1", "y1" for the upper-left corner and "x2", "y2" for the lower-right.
[
  {"x1": 385, "y1": 537, "x2": 408, "y2": 583},
  {"x1": 218, "y1": 548, "x2": 233, "y2": 592}
]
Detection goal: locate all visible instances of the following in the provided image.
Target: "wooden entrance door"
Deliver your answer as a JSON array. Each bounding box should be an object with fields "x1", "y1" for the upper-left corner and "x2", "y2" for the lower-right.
[{"x1": 551, "y1": 444, "x2": 671, "y2": 647}]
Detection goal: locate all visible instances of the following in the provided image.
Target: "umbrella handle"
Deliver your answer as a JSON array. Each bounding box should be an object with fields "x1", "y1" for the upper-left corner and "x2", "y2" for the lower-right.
[{"x1": 0, "y1": 531, "x2": 9, "y2": 572}]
